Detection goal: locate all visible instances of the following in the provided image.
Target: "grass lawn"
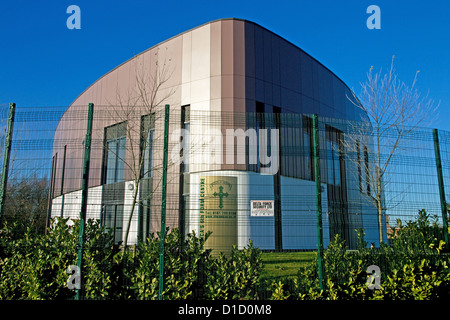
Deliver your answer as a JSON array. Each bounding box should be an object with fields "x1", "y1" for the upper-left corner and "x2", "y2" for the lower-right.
[{"x1": 260, "y1": 251, "x2": 316, "y2": 281}]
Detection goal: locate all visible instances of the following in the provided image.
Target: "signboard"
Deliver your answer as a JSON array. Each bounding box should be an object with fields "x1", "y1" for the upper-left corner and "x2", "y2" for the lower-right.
[
  {"x1": 199, "y1": 176, "x2": 237, "y2": 253},
  {"x1": 250, "y1": 200, "x2": 274, "y2": 217}
]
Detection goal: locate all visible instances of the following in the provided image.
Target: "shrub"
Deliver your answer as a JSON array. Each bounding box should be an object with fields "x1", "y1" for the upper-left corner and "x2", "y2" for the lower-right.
[
  {"x1": 2, "y1": 208, "x2": 447, "y2": 300},
  {"x1": 204, "y1": 241, "x2": 262, "y2": 299},
  {"x1": 0, "y1": 218, "x2": 77, "y2": 299},
  {"x1": 130, "y1": 228, "x2": 211, "y2": 300},
  {"x1": 0, "y1": 220, "x2": 264, "y2": 300},
  {"x1": 289, "y1": 209, "x2": 450, "y2": 300},
  {"x1": 0, "y1": 218, "x2": 117, "y2": 300}
]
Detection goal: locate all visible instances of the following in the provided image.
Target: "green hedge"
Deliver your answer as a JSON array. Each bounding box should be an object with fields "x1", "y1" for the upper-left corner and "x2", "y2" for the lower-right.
[
  {"x1": 270, "y1": 210, "x2": 450, "y2": 300},
  {"x1": 0, "y1": 218, "x2": 262, "y2": 300},
  {"x1": 0, "y1": 209, "x2": 449, "y2": 300}
]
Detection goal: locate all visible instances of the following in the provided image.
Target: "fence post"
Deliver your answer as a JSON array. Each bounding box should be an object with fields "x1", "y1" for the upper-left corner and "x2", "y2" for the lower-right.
[
  {"x1": 432, "y1": 128, "x2": 449, "y2": 249},
  {"x1": 158, "y1": 104, "x2": 170, "y2": 300},
  {"x1": 0, "y1": 103, "x2": 16, "y2": 224},
  {"x1": 75, "y1": 103, "x2": 94, "y2": 300},
  {"x1": 312, "y1": 114, "x2": 325, "y2": 290}
]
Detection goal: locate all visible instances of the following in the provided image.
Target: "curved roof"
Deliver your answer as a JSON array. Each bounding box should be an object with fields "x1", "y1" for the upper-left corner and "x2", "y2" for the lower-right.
[{"x1": 69, "y1": 18, "x2": 357, "y2": 107}]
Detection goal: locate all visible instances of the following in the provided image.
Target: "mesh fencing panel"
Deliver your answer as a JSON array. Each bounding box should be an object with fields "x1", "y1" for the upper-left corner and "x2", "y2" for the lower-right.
[{"x1": 0, "y1": 104, "x2": 448, "y2": 299}]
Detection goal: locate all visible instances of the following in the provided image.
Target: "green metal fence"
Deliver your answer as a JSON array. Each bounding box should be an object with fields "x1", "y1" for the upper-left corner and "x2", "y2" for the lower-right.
[{"x1": 0, "y1": 103, "x2": 448, "y2": 300}]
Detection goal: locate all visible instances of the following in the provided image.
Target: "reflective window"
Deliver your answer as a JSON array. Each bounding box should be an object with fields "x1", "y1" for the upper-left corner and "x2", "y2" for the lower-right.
[
  {"x1": 326, "y1": 139, "x2": 341, "y2": 186},
  {"x1": 326, "y1": 126, "x2": 343, "y2": 186},
  {"x1": 103, "y1": 204, "x2": 123, "y2": 244},
  {"x1": 302, "y1": 116, "x2": 314, "y2": 181},
  {"x1": 141, "y1": 114, "x2": 155, "y2": 178},
  {"x1": 356, "y1": 140, "x2": 362, "y2": 192},
  {"x1": 364, "y1": 146, "x2": 370, "y2": 194},
  {"x1": 104, "y1": 122, "x2": 126, "y2": 184},
  {"x1": 106, "y1": 137, "x2": 126, "y2": 184},
  {"x1": 182, "y1": 106, "x2": 190, "y2": 173}
]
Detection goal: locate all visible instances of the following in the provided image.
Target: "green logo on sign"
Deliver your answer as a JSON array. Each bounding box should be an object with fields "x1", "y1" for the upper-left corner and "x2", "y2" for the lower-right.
[{"x1": 213, "y1": 185, "x2": 229, "y2": 209}]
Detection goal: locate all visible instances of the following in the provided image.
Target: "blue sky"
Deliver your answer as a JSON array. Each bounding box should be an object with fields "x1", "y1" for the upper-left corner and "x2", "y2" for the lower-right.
[{"x1": 1, "y1": 0, "x2": 449, "y2": 130}]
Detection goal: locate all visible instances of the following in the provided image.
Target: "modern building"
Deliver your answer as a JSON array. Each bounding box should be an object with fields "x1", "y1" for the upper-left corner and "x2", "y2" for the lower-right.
[{"x1": 49, "y1": 18, "x2": 387, "y2": 252}]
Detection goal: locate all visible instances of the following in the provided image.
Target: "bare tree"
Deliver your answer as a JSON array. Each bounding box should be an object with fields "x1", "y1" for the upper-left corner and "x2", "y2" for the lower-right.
[
  {"x1": 0, "y1": 113, "x2": 50, "y2": 236},
  {"x1": 3, "y1": 174, "x2": 49, "y2": 236},
  {"x1": 103, "y1": 48, "x2": 179, "y2": 248},
  {"x1": 346, "y1": 56, "x2": 438, "y2": 244},
  {"x1": 101, "y1": 46, "x2": 213, "y2": 249}
]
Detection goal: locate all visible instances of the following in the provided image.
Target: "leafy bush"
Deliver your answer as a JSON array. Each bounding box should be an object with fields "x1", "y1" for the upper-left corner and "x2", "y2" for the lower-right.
[
  {"x1": 0, "y1": 218, "x2": 125, "y2": 299},
  {"x1": 1, "y1": 208, "x2": 447, "y2": 300},
  {"x1": 129, "y1": 228, "x2": 211, "y2": 300},
  {"x1": 285, "y1": 209, "x2": 450, "y2": 300},
  {"x1": 0, "y1": 220, "x2": 264, "y2": 300},
  {"x1": 204, "y1": 241, "x2": 262, "y2": 299},
  {"x1": 1, "y1": 218, "x2": 77, "y2": 299},
  {"x1": 372, "y1": 258, "x2": 450, "y2": 300}
]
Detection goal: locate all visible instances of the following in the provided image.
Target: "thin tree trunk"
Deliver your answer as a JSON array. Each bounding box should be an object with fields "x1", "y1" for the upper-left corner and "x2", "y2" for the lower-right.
[{"x1": 377, "y1": 199, "x2": 383, "y2": 244}]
